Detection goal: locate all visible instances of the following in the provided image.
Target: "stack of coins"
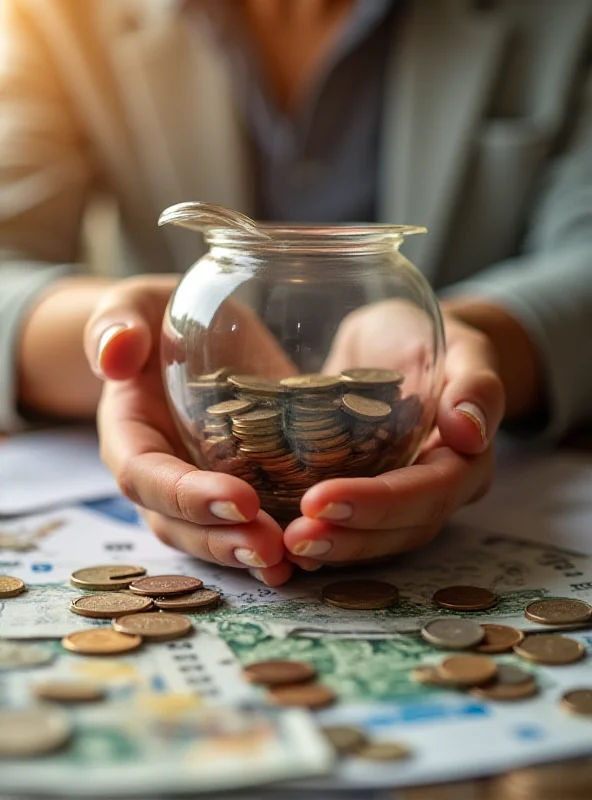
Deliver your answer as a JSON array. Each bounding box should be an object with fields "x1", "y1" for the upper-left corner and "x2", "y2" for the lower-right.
[{"x1": 182, "y1": 368, "x2": 424, "y2": 519}]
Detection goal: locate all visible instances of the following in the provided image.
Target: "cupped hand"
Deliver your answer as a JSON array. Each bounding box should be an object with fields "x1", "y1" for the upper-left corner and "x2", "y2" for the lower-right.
[{"x1": 84, "y1": 275, "x2": 293, "y2": 586}]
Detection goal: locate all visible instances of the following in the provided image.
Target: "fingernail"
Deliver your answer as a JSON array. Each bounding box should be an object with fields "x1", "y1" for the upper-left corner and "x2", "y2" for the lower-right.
[
  {"x1": 455, "y1": 401, "x2": 487, "y2": 442},
  {"x1": 234, "y1": 548, "x2": 266, "y2": 568},
  {"x1": 96, "y1": 324, "x2": 129, "y2": 374},
  {"x1": 209, "y1": 501, "x2": 248, "y2": 522},
  {"x1": 290, "y1": 539, "x2": 332, "y2": 557},
  {"x1": 248, "y1": 568, "x2": 270, "y2": 585},
  {"x1": 315, "y1": 502, "x2": 353, "y2": 522},
  {"x1": 298, "y1": 562, "x2": 323, "y2": 572}
]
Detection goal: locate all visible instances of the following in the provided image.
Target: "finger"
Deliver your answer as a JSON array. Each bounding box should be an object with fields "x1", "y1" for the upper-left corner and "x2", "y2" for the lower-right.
[
  {"x1": 299, "y1": 445, "x2": 493, "y2": 531},
  {"x1": 284, "y1": 516, "x2": 440, "y2": 564},
  {"x1": 142, "y1": 508, "x2": 285, "y2": 568},
  {"x1": 248, "y1": 561, "x2": 295, "y2": 587},
  {"x1": 286, "y1": 554, "x2": 324, "y2": 572},
  {"x1": 438, "y1": 330, "x2": 505, "y2": 455}
]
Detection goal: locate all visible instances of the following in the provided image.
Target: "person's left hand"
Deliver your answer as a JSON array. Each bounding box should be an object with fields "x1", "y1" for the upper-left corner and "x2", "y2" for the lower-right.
[{"x1": 284, "y1": 307, "x2": 505, "y2": 571}]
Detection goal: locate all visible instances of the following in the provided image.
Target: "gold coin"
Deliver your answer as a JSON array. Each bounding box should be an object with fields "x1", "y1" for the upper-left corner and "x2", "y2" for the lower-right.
[
  {"x1": 70, "y1": 592, "x2": 153, "y2": 619},
  {"x1": 62, "y1": 628, "x2": 142, "y2": 655},
  {"x1": 0, "y1": 707, "x2": 72, "y2": 757},
  {"x1": 321, "y1": 579, "x2": 399, "y2": 610},
  {"x1": 341, "y1": 368, "x2": 404, "y2": 387},
  {"x1": 355, "y1": 741, "x2": 411, "y2": 761},
  {"x1": 242, "y1": 659, "x2": 316, "y2": 687},
  {"x1": 154, "y1": 589, "x2": 221, "y2": 611},
  {"x1": 206, "y1": 398, "x2": 256, "y2": 416},
  {"x1": 322, "y1": 725, "x2": 368, "y2": 755},
  {"x1": 268, "y1": 683, "x2": 336, "y2": 709},
  {"x1": 280, "y1": 374, "x2": 341, "y2": 391},
  {"x1": 227, "y1": 375, "x2": 282, "y2": 395},
  {"x1": 32, "y1": 680, "x2": 105, "y2": 703},
  {"x1": 514, "y1": 634, "x2": 586, "y2": 665},
  {"x1": 113, "y1": 612, "x2": 193, "y2": 641},
  {"x1": 342, "y1": 393, "x2": 391, "y2": 422},
  {"x1": 0, "y1": 575, "x2": 25, "y2": 598},
  {"x1": 438, "y1": 655, "x2": 497, "y2": 687},
  {"x1": 476, "y1": 624, "x2": 525, "y2": 654},
  {"x1": 70, "y1": 565, "x2": 146, "y2": 591},
  {"x1": 432, "y1": 585, "x2": 497, "y2": 611},
  {"x1": 524, "y1": 598, "x2": 592, "y2": 626},
  {"x1": 561, "y1": 689, "x2": 592, "y2": 716},
  {"x1": 128, "y1": 575, "x2": 203, "y2": 597},
  {"x1": 421, "y1": 618, "x2": 484, "y2": 650},
  {"x1": 300, "y1": 447, "x2": 352, "y2": 465}
]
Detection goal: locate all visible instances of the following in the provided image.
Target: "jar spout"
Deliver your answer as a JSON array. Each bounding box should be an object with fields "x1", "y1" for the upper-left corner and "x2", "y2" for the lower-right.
[{"x1": 158, "y1": 201, "x2": 270, "y2": 238}]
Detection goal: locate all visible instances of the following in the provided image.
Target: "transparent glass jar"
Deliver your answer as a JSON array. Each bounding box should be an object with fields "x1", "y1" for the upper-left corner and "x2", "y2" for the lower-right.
[{"x1": 161, "y1": 206, "x2": 445, "y2": 522}]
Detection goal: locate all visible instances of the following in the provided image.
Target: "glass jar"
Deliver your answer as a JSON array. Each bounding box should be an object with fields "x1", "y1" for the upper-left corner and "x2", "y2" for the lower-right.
[{"x1": 161, "y1": 205, "x2": 445, "y2": 522}]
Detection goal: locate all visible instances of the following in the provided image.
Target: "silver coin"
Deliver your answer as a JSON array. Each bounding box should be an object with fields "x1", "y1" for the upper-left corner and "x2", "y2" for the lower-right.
[
  {"x1": 0, "y1": 641, "x2": 55, "y2": 671},
  {"x1": 0, "y1": 707, "x2": 72, "y2": 756},
  {"x1": 421, "y1": 618, "x2": 485, "y2": 650}
]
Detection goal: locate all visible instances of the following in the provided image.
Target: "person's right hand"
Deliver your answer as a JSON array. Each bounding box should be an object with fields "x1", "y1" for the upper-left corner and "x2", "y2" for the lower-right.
[{"x1": 83, "y1": 275, "x2": 293, "y2": 586}]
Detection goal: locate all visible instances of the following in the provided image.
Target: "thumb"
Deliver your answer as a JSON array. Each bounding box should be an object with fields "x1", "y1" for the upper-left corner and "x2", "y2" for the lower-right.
[{"x1": 84, "y1": 308, "x2": 152, "y2": 383}]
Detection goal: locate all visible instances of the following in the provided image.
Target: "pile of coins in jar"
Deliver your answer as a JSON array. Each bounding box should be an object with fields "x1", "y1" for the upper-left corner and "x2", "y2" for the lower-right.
[{"x1": 183, "y1": 368, "x2": 424, "y2": 518}]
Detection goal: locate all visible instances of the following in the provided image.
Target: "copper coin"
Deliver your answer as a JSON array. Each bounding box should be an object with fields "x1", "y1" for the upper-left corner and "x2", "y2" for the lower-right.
[
  {"x1": 112, "y1": 612, "x2": 193, "y2": 641},
  {"x1": 154, "y1": 589, "x2": 221, "y2": 611},
  {"x1": 243, "y1": 659, "x2": 316, "y2": 686},
  {"x1": 70, "y1": 592, "x2": 153, "y2": 619},
  {"x1": 355, "y1": 741, "x2": 411, "y2": 761},
  {"x1": 280, "y1": 374, "x2": 341, "y2": 391},
  {"x1": 0, "y1": 575, "x2": 26, "y2": 598},
  {"x1": 268, "y1": 683, "x2": 335, "y2": 709},
  {"x1": 322, "y1": 725, "x2": 368, "y2": 755},
  {"x1": 476, "y1": 624, "x2": 524, "y2": 654},
  {"x1": 32, "y1": 680, "x2": 105, "y2": 703},
  {"x1": 471, "y1": 677, "x2": 538, "y2": 702},
  {"x1": 321, "y1": 580, "x2": 399, "y2": 610},
  {"x1": 340, "y1": 368, "x2": 404, "y2": 387},
  {"x1": 432, "y1": 585, "x2": 497, "y2": 611},
  {"x1": 561, "y1": 688, "x2": 592, "y2": 716},
  {"x1": 62, "y1": 629, "x2": 142, "y2": 655},
  {"x1": 514, "y1": 634, "x2": 586, "y2": 665},
  {"x1": 421, "y1": 618, "x2": 484, "y2": 650},
  {"x1": 525, "y1": 598, "x2": 592, "y2": 626},
  {"x1": 70, "y1": 564, "x2": 146, "y2": 591},
  {"x1": 438, "y1": 655, "x2": 497, "y2": 687},
  {"x1": 128, "y1": 575, "x2": 203, "y2": 596},
  {"x1": 342, "y1": 393, "x2": 392, "y2": 422},
  {"x1": 206, "y1": 398, "x2": 256, "y2": 416}
]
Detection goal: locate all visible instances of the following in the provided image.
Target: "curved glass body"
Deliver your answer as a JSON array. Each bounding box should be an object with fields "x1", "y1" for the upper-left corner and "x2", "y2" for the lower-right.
[{"x1": 162, "y1": 221, "x2": 445, "y2": 521}]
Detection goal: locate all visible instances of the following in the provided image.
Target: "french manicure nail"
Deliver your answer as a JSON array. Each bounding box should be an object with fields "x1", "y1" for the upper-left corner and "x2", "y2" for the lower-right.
[
  {"x1": 291, "y1": 539, "x2": 332, "y2": 557},
  {"x1": 248, "y1": 568, "x2": 269, "y2": 585},
  {"x1": 96, "y1": 324, "x2": 129, "y2": 373},
  {"x1": 455, "y1": 401, "x2": 487, "y2": 442},
  {"x1": 209, "y1": 501, "x2": 248, "y2": 522},
  {"x1": 234, "y1": 548, "x2": 266, "y2": 568},
  {"x1": 315, "y1": 502, "x2": 353, "y2": 521}
]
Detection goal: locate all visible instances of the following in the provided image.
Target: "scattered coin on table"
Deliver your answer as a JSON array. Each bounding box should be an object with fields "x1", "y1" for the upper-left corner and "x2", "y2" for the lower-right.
[
  {"x1": 560, "y1": 689, "x2": 592, "y2": 717},
  {"x1": 321, "y1": 579, "x2": 399, "y2": 610},
  {"x1": 322, "y1": 725, "x2": 368, "y2": 756},
  {"x1": 70, "y1": 565, "x2": 146, "y2": 591},
  {"x1": 128, "y1": 575, "x2": 203, "y2": 597},
  {"x1": 354, "y1": 741, "x2": 411, "y2": 762},
  {"x1": 421, "y1": 618, "x2": 485, "y2": 650},
  {"x1": 476, "y1": 624, "x2": 525, "y2": 654},
  {"x1": 0, "y1": 641, "x2": 54, "y2": 670},
  {"x1": 471, "y1": 667, "x2": 538, "y2": 702},
  {"x1": 432, "y1": 585, "x2": 497, "y2": 611},
  {"x1": 32, "y1": 680, "x2": 105, "y2": 703},
  {"x1": 0, "y1": 575, "x2": 26, "y2": 598},
  {"x1": 242, "y1": 659, "x2": 316, "y2": 687},
  {"x1": 70, "y1": 592, "x2": 154, "y2": 619},
  {"x1": 412, "y1": 665, "x2": 452, "y2": 687},
  {"x1": 62, "y1": 628, "x2": 143, "y2": 656},
  {"x1": 0, "y1": 707, "x2": 72, "y2": 757},
  {"x1": 514, "y1": 634, "x2": 586, "y2": 665},
  {"x1": 524, "y1": 598, "x2": 592, "y2": 626},
  {"x1": 438, "y1": 655, "x2": 498, "y2": 687},
  {"x1": 154, "y1": 588, "x2": 221, "y2": 611},
  {"x1": 268, "y1": 682, "x2": 336, "y2": 709},
  {"x1": 112, "y1": 612, "x2": 193, "y2": 641}
]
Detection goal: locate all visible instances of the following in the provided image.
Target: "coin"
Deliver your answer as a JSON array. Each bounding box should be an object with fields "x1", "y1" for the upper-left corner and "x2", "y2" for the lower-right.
[
  {"x1": 471, "y1": 675, "x2": 538, "y2": 702},
  {"x1": 421, "y1": 618, "x2": 485, "y2": 650},
  {"x1": 33, "y1": 680, "x2": 105, "y2": 703},
  {"x1": 514, "y1": 634, "x2": 586, "y2": 665},
  {"x1": 0, "y1": 575, "x2": 26, "y2": 598},
  {"x1": 524, "y1": 598, "x2": 592, "y2": 626},
  {"x1": 268, "y1": 683, "x2": 336, "y2": 709},
  {"x1": 242, "y1": 659, "x2": 316, "y2": 686},
  {"x1": 322, "y1": 725, "x2": 368, "y2": 755},
  {"x1": 206, "y1": 398, "x2": 256, "y2": 416},
  {"x1": 0, "y1": 641, "x2": 54, "y2": 670},
  {"x1": 128, "y1": 575, "x2": 203, "y2": 596},
  {"x1": 561, "y1": 689, "x2": 592, "y2": 716},
  {"x1": 113, "y1": 612, "x2": 193, "y2": 641},
  {"x1": 62, "y1": 629, "x2": 142, "y2": 655},
  {"x1": 354, "y1": 741, "x2": 411, "y2": 761},
  {"x1": 341, "y1": 368, "x2": 404, "y2": 387},
  {"x1": 280, "y1": 375, "x2": 341, "y2": 391},
  {"x1": 154, "y1": 588, "x2": 221, "y2": 610},
  {"x1": 342, "y1": 393, "x2": 391, "y2": 422},
  {"x1": 438, "y1": 655, "x2": 497, "y2": 687},
  {"x1": 228, "y1": 375, "x2": 282, "y2": 395},
  {"x1": 432, "y1": 585, "x2": 497, "y2": 611},
  {"x1": 0, "y1": 707, "x2": 72, "y2": 757},
  {"x1": 412, "y1": 665, "x2": 451, "y2": 687},
  {"x1": 476, "y1": 624, "x2": 525, "y2": 654},
  {"x1": 70, "y1": 564, "x2": 146, "y2": 590},
  {"x1": 232, "y1": 408, "x2": 282, "y2": 425},
  {"x1": 321, "y1": 579, "x2": 399, "y2": 610},
  {"x1": 494, "y1": 664, "x2": 533, "y2": 685},
  {"x1": 70, "y1": 592, "x2": 154, "y2": 619}
]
